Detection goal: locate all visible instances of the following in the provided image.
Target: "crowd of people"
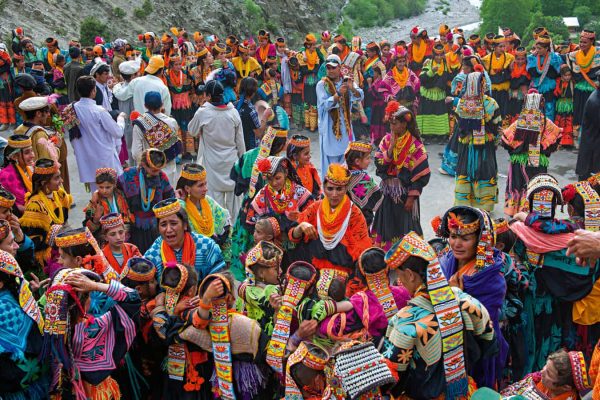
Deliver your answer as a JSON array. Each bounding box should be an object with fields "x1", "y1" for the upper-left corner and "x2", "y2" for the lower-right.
[{"x1": 0, "y1": 21, "x2": 599, "y2": 400}]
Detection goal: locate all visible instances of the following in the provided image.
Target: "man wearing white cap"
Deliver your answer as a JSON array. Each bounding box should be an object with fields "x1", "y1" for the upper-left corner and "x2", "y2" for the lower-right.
[
  {"x1": 113, "y1": 60, "x2": 140, "y2": 162},
  {"x1": 14, "y1": 96, "x2": 60, "y2": 162},
  {"x1": 316, "y1": 53, "x2": 363, "y2": 174},
  {"x1": 113, "y1": 55, "x2": 171, "y2": 115},
  {"x1": 91, "y1": 62, "x2": 113, "y2": 111}
]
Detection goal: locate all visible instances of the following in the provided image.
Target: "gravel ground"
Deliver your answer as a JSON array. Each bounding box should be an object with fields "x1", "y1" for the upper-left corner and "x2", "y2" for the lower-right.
[
  {"x1": 355, "y1": 0, "x2": 481, "y2": 43},
  {"x1": 63, "y1": 126, "x2": 578, "y2": 242}
]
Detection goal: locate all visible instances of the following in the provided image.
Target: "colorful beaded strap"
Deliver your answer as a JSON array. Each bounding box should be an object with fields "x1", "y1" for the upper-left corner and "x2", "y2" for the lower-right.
[
  {"x1": 211, "y1": 296, "x2": 236, "y2": 399},
  {"x1": 574, "y1": 181, "x2": 600, "y2": 232}
]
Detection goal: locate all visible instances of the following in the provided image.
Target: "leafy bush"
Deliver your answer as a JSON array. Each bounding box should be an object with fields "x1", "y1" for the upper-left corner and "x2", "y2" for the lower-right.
[
  {"x1": 134, "y1": 0, "x2": 153, "y2": 19},
  {"x1": 480, "y1": 0, "x2": 535, "y2": 38},
  {"x1": 523, "y1": 12, "x2": 569, "y2": 48},
  {"x1": 113, "y1": 7, "x2": 126, "y2": 18},
  {"x1": 80, "y1": 16, "x2": 109, "y2": 46}
]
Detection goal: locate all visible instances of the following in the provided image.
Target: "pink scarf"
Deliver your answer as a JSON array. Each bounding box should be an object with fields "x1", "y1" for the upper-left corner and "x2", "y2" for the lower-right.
[{"x1": 510, "y1": 221, "x2": 574, "y2": 253}]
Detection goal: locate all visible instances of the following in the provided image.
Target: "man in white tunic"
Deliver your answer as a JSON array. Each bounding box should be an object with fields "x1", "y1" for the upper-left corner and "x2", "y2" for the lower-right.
[
  {"x1": 70, "y1": 75, "x2": 124, "y2": 191},
  {"x1": 188, "y1": 80, "x2": 245, "y2": 220}
]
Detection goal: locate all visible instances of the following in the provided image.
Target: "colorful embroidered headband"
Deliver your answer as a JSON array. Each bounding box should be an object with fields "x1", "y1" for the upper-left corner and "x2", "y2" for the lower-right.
[
  {"x1": 145, "y1": 148, "x2": 167, "y2": 169},
  {"x1": 574, "y1": 181, "x2": 600, "y2": 232},
  {"x1": 34, "y1": 162, "x2": 59, "y2": 175},
  {"x1": 180, "y1": 166, "x2": 207, "y2": 181},
  {"x1": 358, "y1": 247, "x2": 398, "y2": 318},
  {"x1": 446, "y1": 212, "x2": 480, "y2": 235},
  {"x1": 289, "y1": 135, "x2": 310, "y2": 148},
  {"x1": 0, "y1": 219, "x2": 10, "y2": 241},
  {"x1": 345, "y1": 141, "x2": 372, "y2": 155},
  {"x1": 536, "y1": 35, "x2": 552, "y2": 45},
  {"x1": 95, "y1": 167, "x2": 117, "y2": 180},
  {"x1": 197, "y1": 47, "x2": 208, "y2": 57},
  {"x1": 55, "y1": 228, "x2": 89, "y2": 248},
  {"x1": 267, "y1": 261, "x2": 317, "y2": 373},
  {"x1": 121, "y1": 257, "x2": 156, "y2": 282},
  {"x1": 0, "y1": 190, "x2": 15, "y2": 209},
  {"x1": 258, "y1": 30, "x2": 270, "y2": 41},
  {"x1": 385, "y1": 231, "x2": 436, "y2": 269},
  {"x1": 433, "y1": 44, "x2": 445, "y2": 55},
  {"x1": 99, "y1": 213, "x2": 124, "y2": 230},
  {"x1": 245, "y1": 241, "x2": 283, "y2": 269},
  {"x1": 153, "y1": 198, "x2": 181, "y2": 219},
  {"x1": 493, "y1": 218, "x2": 509, "y2": 235},
  {"x1": 515, "y1": 47, "x2": 527, "y2": 56},
  {"x1": 569, "y1": 351, "x2": 592, "y2": 392},
  {"x1": 326, "y1": 163, "x2": 350, "y2": 186},
  {"x1": 581, "y1": 30, "x2": 596, "y2": 40},
  {"x1": 527, "y1": 174, "x2": 563, "y2": 205},
  {"x1": 46, "y1": 224, "x2": 63, "y2": 246},
  {"x1": 257, "y1": 156, "x2": 286, "y2": 176},
  {"x1": 161, "y1": 262, "x2": 189, "y2": 315},
  {"x1": 7, "y1": 136, "x2": 32, "y2": 148},
  {"x1": 492, "y1": 35, "x2": 506, "y2": 44}
]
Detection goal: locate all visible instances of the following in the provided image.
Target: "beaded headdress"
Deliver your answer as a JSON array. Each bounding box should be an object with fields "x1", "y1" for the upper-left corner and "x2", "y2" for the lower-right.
[
  {"x1": 258, "y1": 30, "x2": 270, "y2": 41},
  {"x1": 7, "y1": 135, "x2": 32, "y2": 149},
  {"x1": 0, "y1": 250, "x2": 44, "y2": 333},
  {"x1": 385, "y1": 231, "x2": 436, "y2": 269},
  {"x1": 99, "y1": 213, "x2": 124, "y2": 231},
  {"x1": 245, "y1": 240, "x2": 283, "y2": 285},
  {"x1": 570, "y1": 181, "x2": 600, "y2": 231},
  {"x1": 197, "y1": 273, "x2": 236, "y2": 399},
  {"x1": 267, "y1": 261, "x2": 317, "y2": 373},
  {"x1": 366, "y1": 41, "x2": 379, "y2": 51},
  {"x1": 326, "y1": 163, "x2": 350, "y2": 186},
  {"x1": 358, "y1": 247, "x2": 398, "y2": 319},
  {"x1": 160, "y1": 262, "x2": 189, "y2": 315},
  {"x1": 569, "y1": 351, "x2": 592, "y2": 393},
  {"x1": 153, "y1": 198, "x2": 181, "y2": 219},
  {"x1": 581, "y1": 30, "x2": 596, "y2": 40},
  {"x1": 0, "y1": 187, "x2": 15, "y2": 209},
  {"x1": 440, "y1": 206, "x2": 496, "y2": 271},
  {"x1": 433, "y1": 43, "x2": 445, "y2": 55},
  {"x1": 345, "y1": 141, "x2": 372, "y2": 155},
  {"x1": 248, "y1": 126, "x2": 289, "y2": 198},
  {"x1": 121, "y1": 257, "x2": 156, "y2": 282},
  {"x1": 257, "y1": 156, "x2": 286, "y2": 176},
  {"x1": 34, "y1": 159, "x2": 59, "y2": 175},
  {"x1": 289, "y1": 134, "x2": 310, "y2": 148},
  {"x1": 95, "y1": 167, "x2": 117, "y2": 180},
  {"x1": 180, "y1": 164, "x2": 207, "y2": 181},
  {"x1": 145, "y1": 148, "x2": 167, "y2": 169},
  {"x1": 527, "y1": 173, "x2": 563, "y2": 217},
  {"x1": 493, "y1": 218, "x2": 510, "y2": 235},
  {"x1": 492, "y1": 35, "x2": 506, "y2": 44},
  {"x1": 285, "y1": 341, "x2": 330, "y2": 398},
  {"x1": 46, "y1": 224, "x2": 63, "y2": 246},
  {"x1": 536, "y1": 34, "x2": 552, "y2": 45},
  {"x1": 55, "y1": 227, "x2": 89, "y2": 248},
  {"x1": 0, "y1": 219, "x2": 10, "y2": 241}
]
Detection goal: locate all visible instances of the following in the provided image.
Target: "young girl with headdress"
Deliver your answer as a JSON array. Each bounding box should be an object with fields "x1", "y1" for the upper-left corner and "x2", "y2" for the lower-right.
[
  {"x1": 176, "y1": 163, "x2": 231, "y2": 262},
  {"x1": 237, "y1": 240, "x2": 283, "y2": 336},
  {"x1": 506, "y1": 46, "x2": 531, "y2": 124},
  {"x1": 344, "y1": 140, "x2": 382, "y2": 228},
  {"x1": 166, "y1": 55, "x2": 195, "y2": 157},
  {"x1": 100, "y1": 213, "x2": 141, "y2": 275},
  {"x1": 20, "y1": 158, "x2": 72, "y2": 272},
  {"x1": 287, "y1": 134, "x2": 321, "y2": 197},
  {"x1": 246, "y1": 156, "x2": 314, "y2": 251},
  {"x1": 84, "y1": 167, "x2": 133, "y2": 239},
  {"x1": 372, "y1": 102, "x2": 429, "y2": 250},
  {"x1": 554, "y1": 64, "x2": 575, "y2": 147},
  {"x1": 0, "y1": 134, "x2": 35, "y2": 216},
  {"x1": 118, "y1": 148, "x2": 175, "y2": 253}
]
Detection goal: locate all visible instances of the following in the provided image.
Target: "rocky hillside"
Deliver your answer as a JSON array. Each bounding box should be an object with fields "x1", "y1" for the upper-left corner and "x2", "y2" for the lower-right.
[{"x1": 0, "y1": 0, "x2": 345, "y2": 47}]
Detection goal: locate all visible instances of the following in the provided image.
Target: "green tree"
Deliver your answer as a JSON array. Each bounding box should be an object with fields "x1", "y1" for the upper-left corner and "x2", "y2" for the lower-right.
[
  {"x1": 80, "y1": 16, "x2": 109, "y2": 46},
  {"x1": 573, "y1": 6, "x2": 592, "y2": 27},
  {"x1": 541, "y1": 0, "x2": 574, "y2": 16},
  {"x1": 523, "y1": 12, "x2": 569, "y2": 48},
  {"x1": 480, "y1": 0, "x2": 535, "y2": 38}
]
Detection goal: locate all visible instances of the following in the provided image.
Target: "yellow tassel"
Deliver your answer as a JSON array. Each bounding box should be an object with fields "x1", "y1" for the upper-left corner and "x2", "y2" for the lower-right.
[
  {"x1": 84, "y1": 376, "x2": 121, "y2": 400},
  {"x1": 170, "y1": 27, "x2": 180, "y2": 37}
]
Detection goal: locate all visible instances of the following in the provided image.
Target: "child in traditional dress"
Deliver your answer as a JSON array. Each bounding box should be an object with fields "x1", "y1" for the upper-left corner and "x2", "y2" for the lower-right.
[
  {"x1": 237, "y1": 240, "x2": 283, "y2": 336},
  {"x1": 287, "y1": 134, "x2": 321, "y2": 197},
  {"x1": 258, "y1": 68, "x2": 284, "y2": 107},
  {"x1": 554, "y1": 64, "x2": 575, "y2": 148},
  {"x1": 344, "y1": 140, "x2": 382, "y2": 227},
  {"x1": 100, "y1": 213, "x2": 141, "y2": 275},
  {"x1": 84, "y1": 167, "x2": 133, "y2": 239}
]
